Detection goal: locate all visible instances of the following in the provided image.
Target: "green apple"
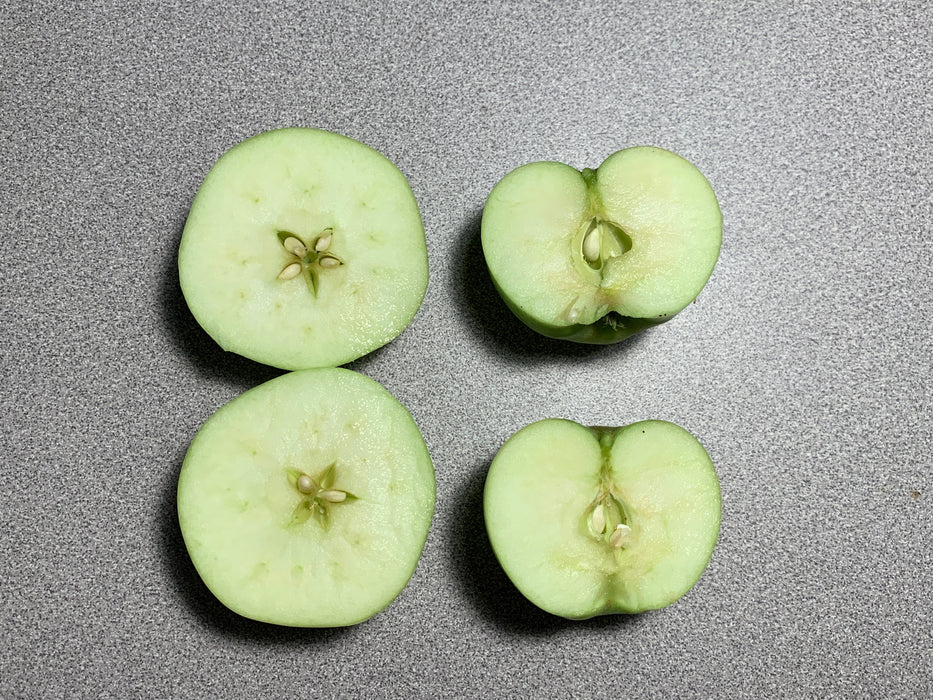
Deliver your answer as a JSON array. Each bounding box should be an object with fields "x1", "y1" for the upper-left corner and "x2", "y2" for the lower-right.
[
  {"x1": 177, "y1": 368, "x2": 435, "y2": 627},
  {"x1": 178, "y1": 127, "x2": 429, "y2": 370},
  {"x1": 481, "y1": 147, "x2": 721, "y2": 343},
  {"x1": 483, "y1": 418, "x2": 720, "y2": 618}
]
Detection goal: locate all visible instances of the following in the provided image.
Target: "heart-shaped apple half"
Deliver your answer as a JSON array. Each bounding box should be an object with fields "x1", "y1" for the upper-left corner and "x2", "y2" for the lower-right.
[
  {"x1": 481, "y1": 147, "x2": 721, "y2": 343},
  {"x1": 484, "y1": 418, "x2": 721, "y2": 618}
]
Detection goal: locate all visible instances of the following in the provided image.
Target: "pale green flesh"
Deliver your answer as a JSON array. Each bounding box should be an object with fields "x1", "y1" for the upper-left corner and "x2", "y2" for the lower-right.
[
  {"x1": 483, "y1": 419, "x2": 720, "y2": 618},
  {"x1": 177, "y1": 368, "x2": 435, "y2": 627},
  {"x1": 481, "y1": 147, "x2": 721, "y2": 343},
  {"x1": 179, "y1": 128, "x2": 429, "y2": 370}
]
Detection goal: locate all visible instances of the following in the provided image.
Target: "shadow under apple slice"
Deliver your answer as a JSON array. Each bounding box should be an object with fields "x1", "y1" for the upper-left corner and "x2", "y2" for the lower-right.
[{"x1": 160, "y1": 218, "x2": 283, "y2": 389}]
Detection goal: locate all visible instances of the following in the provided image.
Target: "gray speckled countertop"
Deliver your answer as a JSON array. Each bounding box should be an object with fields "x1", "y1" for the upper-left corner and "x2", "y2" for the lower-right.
[{"x1": 2, "y1": 1, "x2": 931, "y2": 697}]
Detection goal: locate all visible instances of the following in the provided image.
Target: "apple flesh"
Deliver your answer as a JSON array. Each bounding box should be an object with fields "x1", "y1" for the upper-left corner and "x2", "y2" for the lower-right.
[
  {"x1": 177, "y1": 368, "x2": 435, "y2": 627},
  {"x1": 178, "y1": 127, "x2": 429, "y2": 370},
  {"x1": 481, "y1": 147, "x2": 721, "y2": 343},
  {"x1": 483, "y1": 419, "x2": 720, "y2": 618}
]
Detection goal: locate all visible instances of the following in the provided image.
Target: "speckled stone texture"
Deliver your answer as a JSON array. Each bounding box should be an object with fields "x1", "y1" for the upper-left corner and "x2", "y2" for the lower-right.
[{"x1": 1, "y1": 1, "x2": 930, "y2": 697}]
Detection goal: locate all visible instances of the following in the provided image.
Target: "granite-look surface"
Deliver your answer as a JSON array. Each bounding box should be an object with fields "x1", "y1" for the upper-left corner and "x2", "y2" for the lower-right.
[{"x1": 1, "y1": 1, "x2": 930, "y2": 697}]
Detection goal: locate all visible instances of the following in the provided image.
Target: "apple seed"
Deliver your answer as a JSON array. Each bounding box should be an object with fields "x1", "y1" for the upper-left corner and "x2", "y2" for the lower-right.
[
  {"x1": 278, "y1": 262, "x2": 302, "y2": 280},
  {"x1": 296, "y1": 474, "x2": 316, "y2": 494},
  {"x1": 318, "y1": 255, "x2": 342, "y2": 269},
  {"x1": 590, "y1": 503, "x2": 606, "y2": 535},
  {"x1": 282, "y1": 236, "x2": 307, "y2": 257},
  {"x1": 582, "y1": 223, "x2": 601, "y2": 267},
  {"x1": 609, "y1": 523, "x2": 632, "y2": 549},
  {"x1": 314, "y1": 229, "x2": 334, "y2": 252}
]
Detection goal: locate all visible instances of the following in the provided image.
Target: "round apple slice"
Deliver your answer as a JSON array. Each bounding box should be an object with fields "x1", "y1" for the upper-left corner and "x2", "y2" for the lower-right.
[
  {"x1": 481, "y1": 147, "x2": 721, "y2": 343},
  {"x1": 177, "y1": 368, "x2": 435, "y2": 627},
  {"x1": 179, "y1": 127, "x2": 429, "y2": 370},
  {"x1": 483, "y1": 419, "x2": 720, "y2": 618}
]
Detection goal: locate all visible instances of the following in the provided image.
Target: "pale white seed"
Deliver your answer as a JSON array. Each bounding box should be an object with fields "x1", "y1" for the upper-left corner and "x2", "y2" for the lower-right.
[
  {"x1": 582, "y1": 227, "x2": 601, "y2": 263},
  {"x1": 610, "y1": 523, "x2": 632, "y2": 549},
  {"x1": 314, "y1": 231, "x2": 333, "y2": 252},
  {"x1": 591, "y1": 504, "x2": 606, "y2": 534},
  {"x1": 283, "y1": 236, "x2": 307, "y2": 257},
  {"x1": 566, "y1": 307, "x2": 580, "y2": 323},
  {"x1": 278, "y1": 262, "x2": 302, "y2": 280},
  {"x1": 318, "y1": 256, "x2": 341, "y2": 269},
  {"x1": 296, "y1": 475, "x2": 315, "y2": 494},
  {"x1": 319, "y1": 489, "x2": 347, "y2": 503}
]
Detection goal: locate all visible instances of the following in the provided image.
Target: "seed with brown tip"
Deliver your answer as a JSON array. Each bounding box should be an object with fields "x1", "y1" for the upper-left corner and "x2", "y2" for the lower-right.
[
  {"x1": 314, "y1": 230, "x2": 333, "y2": 252},
  {"x1": 318, "y1": 255, "x2": 341, "y2": 269}
]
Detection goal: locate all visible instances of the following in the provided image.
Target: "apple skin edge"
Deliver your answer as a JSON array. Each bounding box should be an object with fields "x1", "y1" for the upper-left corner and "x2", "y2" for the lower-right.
[{"x1": 486, "y1": 273, "x2": 670, "y2": 344}]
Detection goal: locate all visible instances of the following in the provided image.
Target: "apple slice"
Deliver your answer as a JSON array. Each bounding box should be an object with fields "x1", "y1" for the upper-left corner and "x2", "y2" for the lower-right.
[
  {"x1": 483, "y1": 419, "x2": 720, "y2": 618},
  {"x1": 177, "y1": 368, "x2": 435, "y2": 627},
  {"x1": 178, "y1": 127, "x2": 429, "y2": 370},
  {"x1": 481, "y1": 147, "x2": 721, "y2": 343}
]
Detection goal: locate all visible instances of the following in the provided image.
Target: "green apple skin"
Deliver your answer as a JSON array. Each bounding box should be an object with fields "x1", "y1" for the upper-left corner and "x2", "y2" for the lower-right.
[
  {"x1": 177, "y1": 368, "x2": 435, "y2": 627},
  {"x1": 483, "y1": 419, "x2": 721, "y2": 619},
  {"x1": 481, "y1": 148, "x2": 722, "y2": 344},
  {"x1": 179, "y1": 127, "x2": 429, "y2": 370}
]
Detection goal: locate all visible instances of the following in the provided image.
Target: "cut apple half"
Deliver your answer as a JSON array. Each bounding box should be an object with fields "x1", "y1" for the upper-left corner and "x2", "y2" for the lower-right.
[
  {"x1": 483, "y1": 418, "x2": 721, "y2": 618},
  {"x1": 481, "y1": 147, "x2": 722, "y2": 343}
]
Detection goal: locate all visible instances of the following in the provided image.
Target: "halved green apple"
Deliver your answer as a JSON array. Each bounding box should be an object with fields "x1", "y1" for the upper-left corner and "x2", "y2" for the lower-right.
[
  {"x1": 179, "y1": 127, "x2": 429, "y2": 369},
  {"x1": 177, "y1": 368, "x2": 435, "y2": 627},
  {"x1": 481, "y1": 147, "x2": 721, "y2": 343},
  {"x1": 483, "y1": 418, "x2": 721, "y2": 618}
]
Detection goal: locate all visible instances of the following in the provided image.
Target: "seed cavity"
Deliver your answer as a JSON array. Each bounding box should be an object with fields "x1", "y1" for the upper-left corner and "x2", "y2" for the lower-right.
[
  {"x1": 578, "y1": 217, "x2": 633, "y2": 273},
  {"x1": 286, "y1": 464, "x2": 357, "y2": 530},
  {"x1": 274, "y1": 227, "x2": 345, "y2": 297},
  {"x1": 582, "y1": 224, "x2": 601, "y2": 265}
]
